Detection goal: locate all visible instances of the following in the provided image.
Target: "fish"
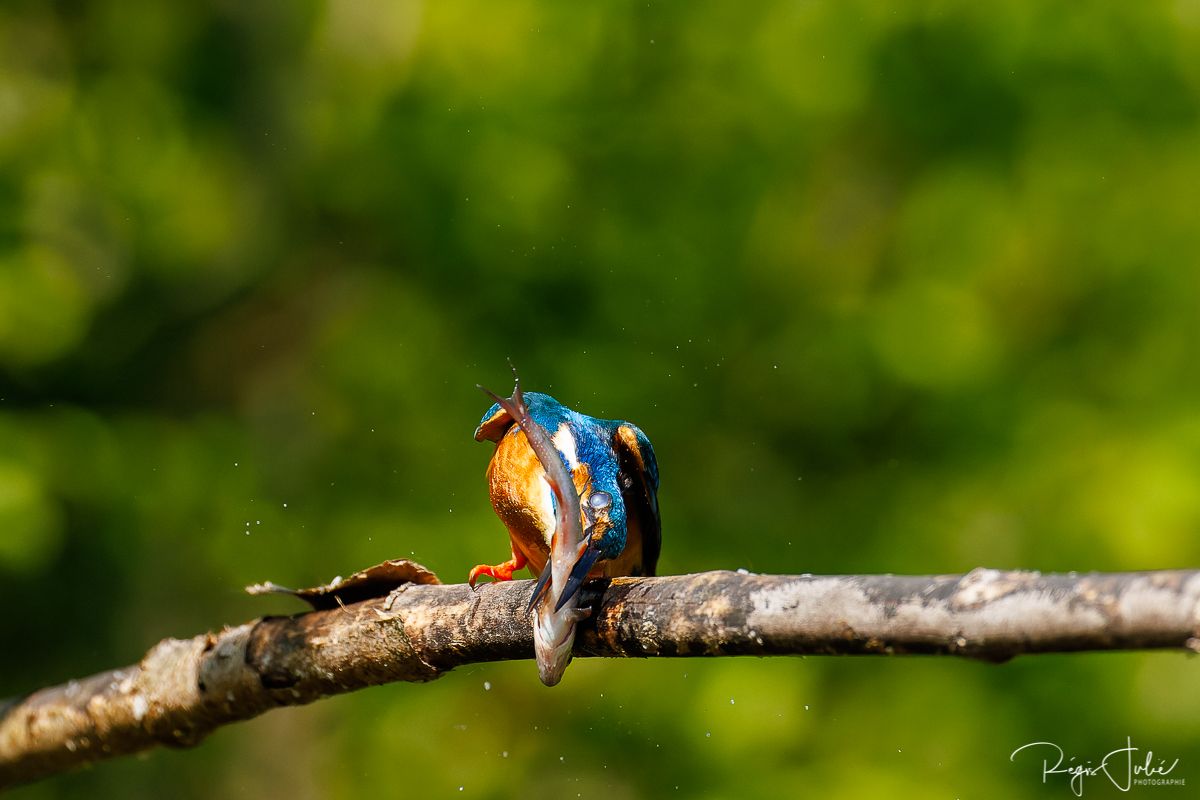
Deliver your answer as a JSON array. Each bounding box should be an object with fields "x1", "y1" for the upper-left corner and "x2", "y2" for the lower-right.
[{"x1": 478, "y1": 375, "x2": 590, "y2": 686}]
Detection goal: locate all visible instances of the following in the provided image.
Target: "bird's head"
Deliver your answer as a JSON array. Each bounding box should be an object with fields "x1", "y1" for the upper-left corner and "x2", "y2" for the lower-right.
[{"x1": 582, "y1": 480, "x2": 626, "y2": 556}]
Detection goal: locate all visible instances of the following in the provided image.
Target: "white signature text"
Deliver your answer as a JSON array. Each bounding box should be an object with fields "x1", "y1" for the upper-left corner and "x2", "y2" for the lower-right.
[{"x1": 1011, "y1": 737, "x2": 1181, "y2": 796}]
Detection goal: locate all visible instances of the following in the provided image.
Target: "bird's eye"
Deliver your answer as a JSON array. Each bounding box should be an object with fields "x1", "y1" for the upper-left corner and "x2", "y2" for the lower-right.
[{"x1": 588, "y1": 491, "x2": 612, "y2": 510}]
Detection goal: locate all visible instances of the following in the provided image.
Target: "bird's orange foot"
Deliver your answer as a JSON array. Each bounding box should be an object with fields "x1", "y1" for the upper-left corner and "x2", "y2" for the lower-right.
[{"x1": 468, "y1": 551, "x2": 527, "y2": 588}]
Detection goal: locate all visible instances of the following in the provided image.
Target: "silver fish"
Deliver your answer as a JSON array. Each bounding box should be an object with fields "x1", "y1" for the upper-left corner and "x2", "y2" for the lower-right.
[{"x1": 479, "y1": 375, "x2": 588, "y2": 686}]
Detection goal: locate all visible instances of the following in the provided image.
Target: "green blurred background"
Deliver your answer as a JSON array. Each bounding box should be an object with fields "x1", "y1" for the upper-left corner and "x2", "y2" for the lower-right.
[{"x1": 3, "y1": 0, "x2": 1199, "y2": 797}]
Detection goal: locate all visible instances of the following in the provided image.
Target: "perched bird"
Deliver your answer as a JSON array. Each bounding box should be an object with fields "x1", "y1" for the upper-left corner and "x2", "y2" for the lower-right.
[{"x1": 471, "y1": 391, "x2": 661, "y2": 611}]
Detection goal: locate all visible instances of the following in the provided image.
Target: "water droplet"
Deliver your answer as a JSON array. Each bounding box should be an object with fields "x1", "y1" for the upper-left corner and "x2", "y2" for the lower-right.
[
  {"x1": 483, "y1": 681, "x2": 491, "y2": 691},
  {"x1": 705, "y1": 731, "x2": 711, "y2": 738},
  {"x1": 804, "y1": 705, "x2": 810, "y2": 711},
  {"x1": 501, "y1": 751, "x2": 508, "y2": 758}
]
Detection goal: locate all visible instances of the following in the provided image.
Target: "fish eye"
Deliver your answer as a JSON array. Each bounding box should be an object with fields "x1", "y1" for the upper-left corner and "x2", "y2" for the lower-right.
[{"x1": 588, "y1": 491, "x2": 612, "y2": 510}]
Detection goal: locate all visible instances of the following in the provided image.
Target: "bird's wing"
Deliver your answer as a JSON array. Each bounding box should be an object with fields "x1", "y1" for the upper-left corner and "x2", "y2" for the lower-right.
[
  {"x1": 612, "y1": 422, "x2": 662, "y2": 576},
  {"x1": 474, "y1": 401, "x2": 514, "y2": 442}
]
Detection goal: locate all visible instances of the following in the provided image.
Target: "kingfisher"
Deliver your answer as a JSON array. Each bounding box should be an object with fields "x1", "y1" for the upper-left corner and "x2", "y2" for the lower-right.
[{"x1": 470, "y1": 391, "x2": 661, "y2": 608}]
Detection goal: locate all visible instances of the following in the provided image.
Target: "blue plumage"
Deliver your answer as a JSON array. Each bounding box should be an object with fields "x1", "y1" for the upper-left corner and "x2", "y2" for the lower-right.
[{"x1": 471, "y1": 391, "x2": 662, "y2": 598}]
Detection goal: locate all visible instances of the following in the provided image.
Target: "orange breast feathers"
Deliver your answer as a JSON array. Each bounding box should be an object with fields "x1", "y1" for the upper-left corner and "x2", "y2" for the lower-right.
[{"x1": 485, "y1": 425, "x2": 591, "y2": 577}]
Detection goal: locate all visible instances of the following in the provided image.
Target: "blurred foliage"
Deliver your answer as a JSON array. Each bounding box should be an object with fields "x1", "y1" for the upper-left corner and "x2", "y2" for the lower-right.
[{"x1": 2, "y1": 0, "x2": 1199, "y2": 797}]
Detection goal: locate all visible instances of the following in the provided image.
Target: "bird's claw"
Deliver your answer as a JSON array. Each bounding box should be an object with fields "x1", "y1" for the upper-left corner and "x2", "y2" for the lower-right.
[{"x1": 468, "y1": 551, "x2": 527, "y2": 588}]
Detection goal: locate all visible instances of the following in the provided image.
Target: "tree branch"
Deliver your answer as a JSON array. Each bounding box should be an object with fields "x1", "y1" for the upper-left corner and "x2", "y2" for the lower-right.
[{"x1": 3, "y1": 567, "x2": 1200, "y2": 787}]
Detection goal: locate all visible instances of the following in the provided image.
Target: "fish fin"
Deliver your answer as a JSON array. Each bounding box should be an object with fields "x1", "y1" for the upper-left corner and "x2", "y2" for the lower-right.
[
  {"x1": 554, "y1": 544, "x2": 602, "y2": 612},
  {"x1": 527, "y1": 559, "x2": 554, "y2": 614}
]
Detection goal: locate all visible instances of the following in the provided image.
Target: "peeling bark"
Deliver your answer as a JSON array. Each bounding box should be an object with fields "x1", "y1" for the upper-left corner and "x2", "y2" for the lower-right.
[{"x1": 3, "y1": 568, "x2": 1200, "y2": 787}]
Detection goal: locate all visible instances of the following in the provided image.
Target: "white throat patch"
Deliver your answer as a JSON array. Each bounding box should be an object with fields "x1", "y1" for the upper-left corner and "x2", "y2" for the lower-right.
[{"x1": 551, "y1": 423, "x2": 580, "y2": 469}]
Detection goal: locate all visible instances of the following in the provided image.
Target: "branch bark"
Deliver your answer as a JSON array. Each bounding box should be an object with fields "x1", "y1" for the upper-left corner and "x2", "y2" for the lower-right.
[{"x1": 3, "y1": 567, "x2": 1200, "y2": 788}]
